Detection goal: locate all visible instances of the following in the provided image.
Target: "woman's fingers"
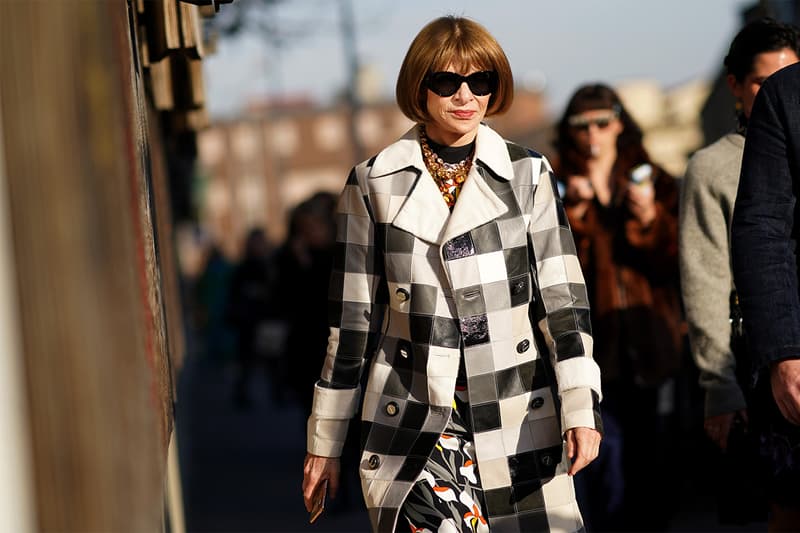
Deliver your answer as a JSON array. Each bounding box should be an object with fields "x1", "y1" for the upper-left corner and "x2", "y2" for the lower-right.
[
  {"x1": 302, "y1": 454, "x2": 341, "y2": 511},
  {"x1": 566, "y1": 427, "x2": 601, "y2": 476}
]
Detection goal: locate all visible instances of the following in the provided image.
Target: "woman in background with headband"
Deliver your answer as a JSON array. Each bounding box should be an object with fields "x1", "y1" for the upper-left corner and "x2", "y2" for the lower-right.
[
  {"x1": 302, "y1": 16, "x2": 602, "y2": 533},
  {"x1": 553, "y1": 84, "x2": 682, "y2": 531}
]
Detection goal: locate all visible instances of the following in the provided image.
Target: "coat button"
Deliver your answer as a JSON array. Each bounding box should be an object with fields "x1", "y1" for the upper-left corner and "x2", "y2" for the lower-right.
[
  {"x1": 368, "y1": 454, "x2": 380, "y2": 469},
  {"x1": 516, "y1": 339, "x2": 530, "y2": 353},
  {"x1": 541, "y1": 454, "x2": 554, "y2": 467},
  {"x1": 511, "y1": 280, "x2": 526, "y2": 295},
  {"x1": 395, "y1": 288, "x2": 410, "y2": 302},
  {"x1": 531, "y1": 396, "x2": 544, "y2": 409},
  {"x1": 385, "y1": 402, "x2": 399, "y2": 416}
]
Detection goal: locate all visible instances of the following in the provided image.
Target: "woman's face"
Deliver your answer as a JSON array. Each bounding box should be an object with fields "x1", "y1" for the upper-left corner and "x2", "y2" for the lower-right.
[
  {"x1": 728, "y1": 47, "x2": 799, "y2": 119},
  {"x1": 424, "y1": 63, "x2": 492, "y2": 147},
  {"x1": 567, "y1": 108, "x2": 623, "y2": 160}
]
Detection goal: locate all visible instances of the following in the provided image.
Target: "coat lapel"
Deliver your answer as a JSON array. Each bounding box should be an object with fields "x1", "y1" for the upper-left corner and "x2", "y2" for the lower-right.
[
  {"x1": 390, "y1": 167, "x2": 451, "y2": 245},
  {"x1": 371, "y1": 124, "x2": 513, "y2": 246},
  {"x1": 372, "y1": 127, "x2": 450, "y2": 244}
]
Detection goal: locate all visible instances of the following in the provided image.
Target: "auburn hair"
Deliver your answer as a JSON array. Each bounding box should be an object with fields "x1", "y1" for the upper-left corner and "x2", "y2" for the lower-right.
[{"x1": 396, "y1": 16, "x2": 514, "y2": 123}]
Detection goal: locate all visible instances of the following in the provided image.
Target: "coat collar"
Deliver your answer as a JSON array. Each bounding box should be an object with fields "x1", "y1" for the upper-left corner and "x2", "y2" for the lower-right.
[
  {"x1": 375, "y1": 124, "x2": 511, "y2": 246},
  {"x1": 371, "y1": 123, "x2": 514, "y2": 181}
]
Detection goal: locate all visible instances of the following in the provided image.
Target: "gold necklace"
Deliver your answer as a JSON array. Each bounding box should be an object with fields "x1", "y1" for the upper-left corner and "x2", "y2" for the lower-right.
[{"x1": 419, "y1": 125, "x2": 473, "y2": 208}]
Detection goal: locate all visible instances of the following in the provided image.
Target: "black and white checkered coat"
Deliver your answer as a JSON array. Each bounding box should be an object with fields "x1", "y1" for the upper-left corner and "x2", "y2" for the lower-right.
[{"x1": 308, "y1": 124, "x2": 602, "y2": 532}]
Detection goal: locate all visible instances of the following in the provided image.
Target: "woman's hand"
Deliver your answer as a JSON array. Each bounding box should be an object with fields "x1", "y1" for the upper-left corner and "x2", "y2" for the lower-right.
[
  {"x1": 564, "y1": 175, "x2": 594, "y2": 220},
  {"x1": 626, "y1": 182, "x2": 657, "y2": 226},
  {"x1": 565, "y1": 175, "x2": 594, "y2": 202},
  {"x1": 302, "y1": 453, "x2": 340, "y2": 512},
  {"x1": 565, "y1": 427, "x2": 601, "y2": 476},
  {"x1": 704, "y1": 410, "x2": 748, "y2": 451}
]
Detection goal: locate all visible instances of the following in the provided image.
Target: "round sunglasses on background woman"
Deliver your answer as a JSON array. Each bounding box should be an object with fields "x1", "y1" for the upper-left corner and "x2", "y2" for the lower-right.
[{"x1": 303, "y1": 15, "x2": 603, "y2": 533}]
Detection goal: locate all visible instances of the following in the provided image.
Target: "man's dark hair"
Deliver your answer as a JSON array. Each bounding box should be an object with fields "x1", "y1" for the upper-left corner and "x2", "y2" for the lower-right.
[{"x1": 725, "y1": 17, "x2": 800, "y2": 81}]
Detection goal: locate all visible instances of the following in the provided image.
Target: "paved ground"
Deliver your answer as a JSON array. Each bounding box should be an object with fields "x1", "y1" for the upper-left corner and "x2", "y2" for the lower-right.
[
  {"x1": 176, "y1": 348, "x2": 370, "y2": 533},
  {"x1": 175, "y1": 346, "x2": 767, "y2": 533}
]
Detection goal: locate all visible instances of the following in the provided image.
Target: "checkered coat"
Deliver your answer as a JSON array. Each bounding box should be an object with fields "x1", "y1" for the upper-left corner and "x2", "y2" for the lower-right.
[{"x1": 308, "y1": 124, "x2": 602, "y2": 532}]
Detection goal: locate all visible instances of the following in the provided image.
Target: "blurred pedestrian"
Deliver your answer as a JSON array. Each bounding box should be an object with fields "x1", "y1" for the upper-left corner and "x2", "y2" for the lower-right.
[
  {"x1": 195, "y1": 244, "x2": 237, "y2": 363},
  {"x1": 553, "y1": 84, "x2": 683, "y2": 530},
  {"x1": 274, "y1": 192, "x2": 337, "y2": 417},
  {"x1": 679, "y1": 18, "x2": 799, "y2": 525},
  {"x1": 303, "y1": 16, "x2": 602, "y2": 532},
  {"x1": 227, "y1": 227, "x2": 283, "y2": 409},
  {"x1": 731, "y1": 60, "x2": 800, "y2": 530}
]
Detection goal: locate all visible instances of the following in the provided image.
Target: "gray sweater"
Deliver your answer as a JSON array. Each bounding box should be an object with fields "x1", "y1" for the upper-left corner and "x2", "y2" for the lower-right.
[{"x1": 679, "y1": 132, "x2": 747, "y2": 418}]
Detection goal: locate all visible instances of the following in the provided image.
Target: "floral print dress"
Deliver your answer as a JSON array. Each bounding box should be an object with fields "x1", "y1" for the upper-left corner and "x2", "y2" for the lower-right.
[{"x1": 397, "y1": 367, "x2": 490, "y2": 533}]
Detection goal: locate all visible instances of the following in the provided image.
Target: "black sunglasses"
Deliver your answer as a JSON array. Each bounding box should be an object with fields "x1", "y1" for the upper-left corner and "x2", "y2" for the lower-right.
[{"x1": 424, "y1": 71, "x2": 498, "y2": 97}]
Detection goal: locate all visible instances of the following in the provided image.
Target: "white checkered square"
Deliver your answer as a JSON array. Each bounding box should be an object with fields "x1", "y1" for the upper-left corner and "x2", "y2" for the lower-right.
[
  {"x1": 473, "y1": 429, "x2": 506, "y2": 461},
  {"x1": 477, "y1": 250, "x2": 508, "y2": 284},
  {"x1": 486, "y1": 309, "x2": 514, "y2": 341},
  {"x1": 489, "y1": 338, "x2": 517, "y2": 371},
  {"x1": 499, "y1": 393, "x2": 531, "y2": 427},
  {"x1": 343, "y1": 272, "x2": 380, "y2": 303},
  {"x1": 537, "y1": 256, "x2": 569, "y2": 289},
  {"x1": 478, "y1": 457, "x2": 512, "y2": 490},
  {"x1": 447, "y1": 255, "x2": 482, "y2": 289}
]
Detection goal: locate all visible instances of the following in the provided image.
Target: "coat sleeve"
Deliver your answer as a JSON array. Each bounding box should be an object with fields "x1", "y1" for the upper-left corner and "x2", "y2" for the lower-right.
[
  {"x1": 528, "y1": 155, "x2": 602, "y2": 434},
  {"x1": 679, "y1": 151, "x2": 745, "y2": 417},
  {"x1": 732, "y1": 72, "x2": 800, "y2": 370},
  {"x1": 307, "y1": 165, "x2": 387, "y2": 458}
]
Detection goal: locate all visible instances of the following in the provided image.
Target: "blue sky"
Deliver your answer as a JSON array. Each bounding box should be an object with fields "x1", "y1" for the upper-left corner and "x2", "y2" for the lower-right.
[{"x1": 204, "y1": 0, "x2": 755, "y2": 118}]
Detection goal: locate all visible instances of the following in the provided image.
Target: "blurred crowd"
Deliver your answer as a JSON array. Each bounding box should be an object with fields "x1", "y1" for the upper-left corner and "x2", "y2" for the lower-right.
[{"x1": 192, "y1": 191, "x2": 338, "y2": 415}]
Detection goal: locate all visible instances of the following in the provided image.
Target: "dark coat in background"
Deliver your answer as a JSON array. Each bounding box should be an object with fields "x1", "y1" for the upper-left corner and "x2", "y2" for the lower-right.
[{"x1": 731, "y1": 61, "x2": 800, "y2": 508}]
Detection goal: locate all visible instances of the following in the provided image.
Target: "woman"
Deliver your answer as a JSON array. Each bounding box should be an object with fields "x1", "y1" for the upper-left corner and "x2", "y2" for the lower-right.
[
  {"x1": 302, "y1": 16, "x2": 602, "y2": 533},
  {"x1": 553, "y1": 84, "x2": 681, "y2": 530},
  {"x1": 680, "y1": 18, "x2": 800, "y2": 528}
]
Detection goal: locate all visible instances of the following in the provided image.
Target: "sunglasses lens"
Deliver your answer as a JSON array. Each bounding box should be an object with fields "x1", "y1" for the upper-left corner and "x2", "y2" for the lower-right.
[
  {"x1": 426, "y1": 72, "x2": 462, "y2": 97},
  {"x1": 569, "y1": 115, "x2": 615, "y2": 131},
  {"x1": 466, "y1": 72, "x2": 497, "y2": 96},
  {"x1": 426, "y1": 71, "x2": 497, "y2": 97}
]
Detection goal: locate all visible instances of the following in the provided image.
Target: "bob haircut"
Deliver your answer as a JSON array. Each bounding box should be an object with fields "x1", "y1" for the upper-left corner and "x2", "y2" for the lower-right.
[
  {"x1": 396, "y1": 16, "x2": 514, "y2": 123},
  {"x1": 554, "y1": 83, "x2": 649, "y2": 176}
]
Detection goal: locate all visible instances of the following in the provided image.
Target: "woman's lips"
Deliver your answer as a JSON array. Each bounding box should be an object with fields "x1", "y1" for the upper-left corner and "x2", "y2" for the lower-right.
[{"x1": 452, "y1": 110, "x2": 475, "y2": 119}]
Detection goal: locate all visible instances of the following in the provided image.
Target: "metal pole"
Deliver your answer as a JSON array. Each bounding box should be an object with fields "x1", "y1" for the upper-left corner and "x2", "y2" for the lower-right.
[{"x1": 339, "y1": 0, "x2": 363, "y2": 163}]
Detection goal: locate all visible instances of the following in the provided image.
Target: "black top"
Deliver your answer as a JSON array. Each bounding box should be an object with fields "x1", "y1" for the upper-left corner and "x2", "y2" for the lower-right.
[{"x1": 426, "y1": 137, "x2": 476, "y2": 164}]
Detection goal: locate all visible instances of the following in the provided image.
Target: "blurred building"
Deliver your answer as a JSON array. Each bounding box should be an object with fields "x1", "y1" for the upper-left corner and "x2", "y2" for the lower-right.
[
  {"x1": 195, "y1": 74, "x2": 721, "y2": 257},
  {"x1": 196, "y1": 88, "x2": 549, "y2": 256},
  {"x1": 616, "y1": 78, "x2": 711, "y2": 178}
]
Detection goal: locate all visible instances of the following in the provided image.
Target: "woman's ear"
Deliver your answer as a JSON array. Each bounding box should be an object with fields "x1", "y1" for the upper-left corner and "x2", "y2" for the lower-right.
[{"x1": 726, "y1": 73, "x2": 743, "y2": 101}]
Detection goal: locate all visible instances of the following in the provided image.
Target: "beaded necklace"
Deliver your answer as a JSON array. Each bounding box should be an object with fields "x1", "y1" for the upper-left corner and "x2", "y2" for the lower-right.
[{"x1": 419, "y1": 125, "x2": 474, "y2": 208}]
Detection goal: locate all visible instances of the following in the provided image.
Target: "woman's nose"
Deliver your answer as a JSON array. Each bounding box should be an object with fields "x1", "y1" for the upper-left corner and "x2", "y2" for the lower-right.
[{"x1": 453, "y1": 81, "x2": 474, "y2": 101}]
